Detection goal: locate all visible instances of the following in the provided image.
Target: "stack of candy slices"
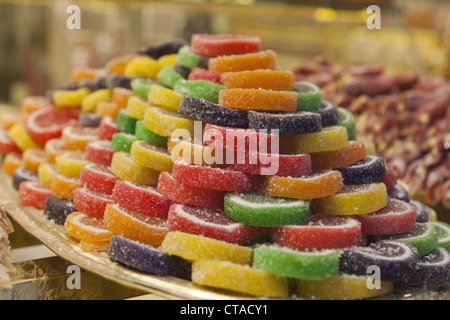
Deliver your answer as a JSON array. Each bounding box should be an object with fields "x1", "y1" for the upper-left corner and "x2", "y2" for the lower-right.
[{"x1": 1, "y1": 33, "x2": 449, "y2": 300}]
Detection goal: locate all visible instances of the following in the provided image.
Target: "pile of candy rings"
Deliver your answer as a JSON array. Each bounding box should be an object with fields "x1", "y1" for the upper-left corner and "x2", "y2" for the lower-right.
[{"x1": 1, "y1": 34, "x2": 449, "y2": 300}]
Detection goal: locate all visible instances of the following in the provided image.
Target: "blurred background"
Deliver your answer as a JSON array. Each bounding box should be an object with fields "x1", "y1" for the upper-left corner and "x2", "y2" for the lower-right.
[{"x1": 0, "y1": 0, "x2": 449, "y2": 106}]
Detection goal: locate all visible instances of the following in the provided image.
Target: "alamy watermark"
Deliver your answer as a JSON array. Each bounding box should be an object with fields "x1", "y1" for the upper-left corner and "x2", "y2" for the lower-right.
[{"x1": 367, "y1": 5, "x2": 381, "y2": 30}]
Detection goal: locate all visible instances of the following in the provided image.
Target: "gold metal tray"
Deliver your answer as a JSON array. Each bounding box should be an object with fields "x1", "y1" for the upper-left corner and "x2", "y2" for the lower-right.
[{"x1": 1, "y1": 172, "x2": 449, "y2": 300}]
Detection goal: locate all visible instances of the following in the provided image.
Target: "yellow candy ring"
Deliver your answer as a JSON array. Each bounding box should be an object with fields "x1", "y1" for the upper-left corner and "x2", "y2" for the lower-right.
[
  {"x1": 55, "y1": 150, "x2": 91, "y2": 178},
  {"x1": 110, "y1": 151, "x2": 160, "y2": 186},
  {"x1": 9, "y1": 123, "x2": 38, "y2": 151},
  {"x1": 312, "y1": 182, "x2": 388, "y2": 216},
  {"x1": 297, "y1": 274, "x2": 393, "y2": 300},
  {"x1": 167, "y1": 136, "x2": 225, "y2": 167},
  {"x1": 160, "y1": 231, "x2": 253, "y2": 265},
  {"x1": 191, "y1": 260, "x2": 289, "y2": 298},
  {"x1": 37, "y1": 162, "x2": 57, "y2": 187},
  {"x1": 81, "y1": 88, "x2": 112, "y2": 113},
  {"x1": 143, "y1": 106, "x2": 195, "y2": 137},
  {"x1": 130, "y1": 140, "x2": 173, "y2": 172},
  {"x1": 124, "y1": 56, "x2": 164, "y2": 78},
  {"x1": 147, "y1": 84, "x2": 184, "y2": 113},
  {"x1": 280, "y1": 126, "x2": 348, "y2": 154},
  {"x1": 52, "y1": 87, "x2": 91, "y2": 108},
  {"x1": 126, "y1": 96, "x2": 153, "y2": 120}
]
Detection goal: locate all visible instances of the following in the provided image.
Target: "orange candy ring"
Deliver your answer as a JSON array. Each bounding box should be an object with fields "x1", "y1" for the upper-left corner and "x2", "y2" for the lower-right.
[
  {"x1": 112, "y1": 87, "x2": 135, "y2": 108},
  {"x1": 310, "y1": 140, "x2": 367, "y2": 171},
  {"x1": 208, "y1": 50, "x2": 276, "y2": 74},
  {"x1": 103, "y1": 203, "x2": 168, "y2": 247},
  {"x1": 44, "y1": 138, "x2": 70, "y2": 163},
  {"x1": 50, "y1": 174, "x2": 83, "y2": 199},
  {"x1": 62, "y1": 126, "x2": 100, "y2": 150},
  {"x1": 22, "y1": 148, "x2": 48, "y2": 172},
  {"x1": 264, "y1": 170, "x2": 343, "y2": 200},
  {"x1": 2, "y1": 152, "x2": 23, "y2": 176},
  {"x1": 221, "y1": 69, "x2": 295, "y2": 91}
]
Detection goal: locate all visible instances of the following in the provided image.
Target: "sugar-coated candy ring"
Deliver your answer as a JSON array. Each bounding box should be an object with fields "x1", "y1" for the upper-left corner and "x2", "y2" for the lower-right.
[
  {"x1": 62, "y1": 126, "x2": 99, "y2": 150},
  {"x1": 12, "y1": 167, "x2": 38, "y2": 190},
  {"x1": 103, "y1": 203, "x2": 168, "y2": 247},
  {"x1": 252, "y1": 245, "x2": 340, "y2": 280},
  {"x1": 25, "y1": 106, "x2": 80, "y2": 146},
  {"x1": 280, "y1": 125, "x2": 348, "y2": 154},
  {"x1": 310, "y1": 140, "x2": 367, "y2": 171},
  {"x1": 65, "y1": 211, "x2": 113, "y2": 249},
  {"x1": 428, "y1": 221, "x2": 450, "y2": 251},
  {"x1": 116, "y1": 109, "x2": 137, "y2": 135},
  {"x1": 112, "y1": 179, "x2": 172, "y2": 219},
  {"x1": 218, "y1": 88, "x2": 297, "y2": 112},
  {"x1": 55, "y1": 150, "x2": 91, "y2": 178},
  {"x1": 79, "y1": 163, "x2": 118, "y2": 195},
  {"x1": 43, "y1": 195, "x2": 77, "y2": 225},
  {"x1": 174, "y1": 80, "x2": 225, "y2": 104},
  {"x1": 44, "y1": 138, "x2": 69, "y2": 163},
  {"x1": 110, "y1": 151, "x2": 160, "y2": 186},
  {"x1": 73, "y1": 187, "x2": 114, "y2": 218},
  {"x1": 160, "y1": 231, "x2": 253, "y2": 265},
  {"x1": 356, "y1": 198, "x2": 417, "y2": 236},
  {"x1": 125, "y1": 96, "x2": 152, "y2": 120},
  {"x1": 50, "y1": 174, "x2": 82, "y2": 199},
  {"x1": 81, "y1": 89, "x2": 112, "y2": 113},
  {"x1": 385, "y1": 222, "x2": 438, "y2": 257},
  {"x1": 85, "y1": 140, "x2": 115, "y2": 167},
  {"x1": 9, "y1": 123, "x2": 38, "y2": 151},
  {"x1": 105, "y1": 54, "x2": 138, "y2": 74},
  {"x1": 230, "y1": 152, "x2": 312, "y2": 177},
  {"x1": 187, "y1": 67, "x2": 221, "y2": 84},
  {"x1": 264, "y1": 170, "x2": 343, "y2": 200},
  {"x1": 191, "y1": 34, "x2": 261, "y2": 57},
  {"x1": 221, "y1": 69, "x2": 295, "y2": 91},
  {"x1": 18, "y1": 180, "x2": 52, "y2": 209},
  {"x1": 157, "y1": 171, "x2": 225, "y2": 210},
  {"x1": 377, "y1": 162, "x2": 397, "y2": 191},
  {"x1": 171, "y1": 160, "x2": 256, "y2": 192},
  {"x1": 111, "y1": 132, "x2": 138, "y2": 153},
  {"x1": 293, "y1": 82, "x2": 322, "y2": 111},
  {"x1": 174, "y1": 46, "x2": 204, "y2": 70},
  {"x1": 156, "y1": 66, "x2": 184, "y2": 89},
  {"x1": 143, "y1": 106, "x2": 195, "y2": 137},
  {"x1": 336, "y1": 107, "x2": 356, "y2": 140},
  {"x1": 192, "y1": 260, "x2": 289, "y2": 298},
  {"x1": 108, "y1": 235, "x2": 191, "y2": 279},
  {"x1": 337, "y1": 155, "x2": 386, "y2": 185},
  {"x1": 178, "y1": 95, "x2": 248, "y2": 129},
  {"x1": 98, "y1": 116, "x2": 119, "y2": 141},
  {"x1": 135, "y1": 120, "x2": 168, "y2": 147},
  {"x1": 23, "y1": 148, "x2": 48, "y2": 172},
  {"x1": 37, "y1": 162, "x2": 57, "y2": 187},
  {"x1": 130, "y1": 77, "x2": 158, "y2": 100},
  {"x1": 0, "y1": 128, "x2": 20, "y2": 154},
  {"x1": 3, "y1": 153, "x2": 23, "y2": 176},
  {"x1": 52, "y1": 88, "x2": 91, "y2": 108},
  {"x1": 124, "y1": 56, "x2": 164, "y2": 78},
  {"x1": 130, "y1": 140, "x2": 173, "y2": 172},
  {"x1": 71, "y1": 67, "x2": 104, "y2": 84},
  {"x1": 208, "y1": 50, "x2": 276, "y2": 74},
  {"x1": 339, "y1": 240, "x2": 419, "y2": 282},
  {"x1": 404, "y1": 247, "x2": 450, "y2": 287},
  {"x1": 247, "y1": 110, "x2": 322, "y2": 135},
  {"x1": 112, "y1": 87, "x2": 135, "y2": 108},
  {"x1": 387, "y1": 184, "x2": 410, "y2": 202},
  {"x1": 168, "y1": 135, "x2": 226, "y2": 166},
  {"x1": 272, "y1": 214, "x2": 362, "y2": 250},
  {"x1": 167, "y1": 203, "x2": 259, "y2": 245},
  {"x1": 297, "y1": 274, "x2": 393, "y2": 300},
  {"x1": 409, "y1": 199, "x2": 429, "y2": 223},
  {"x1": 311, "y1": 183, "x2": 387, "y2": 216},
  {"x1": 79, "y1": 112, "x2": 101, "y2": 128},
  {"x1": 21, "y1": 96, "x2": 52, "y2": 114},
  {"x1": 224, "y1": 192, "x2": 311, "y2": 227},
  {"x1": 314, "y1": 100, "x2": 339, "y2": 127}
]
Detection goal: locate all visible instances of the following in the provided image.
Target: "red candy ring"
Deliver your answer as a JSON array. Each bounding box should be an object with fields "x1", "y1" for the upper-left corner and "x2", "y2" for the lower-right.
[
  {"x1": 0, "y1": 129, "x2": 21, "y2": 154},
  {"x1": 166, "y1": 203, "x2": 259, "y2": 245},
  {"x1": 18, "y1": 180, "x2": 52, "y2": 209},
  {"x1": 271, "y1": 214, "x2": 363, "y2": 250},
  {"x1": 355, "y1": 198, "x2": 417, "y2": 235},
  {"x1": 25, "y1": 106, "x2": 80, "y2": 146},
  {"x1": 187, "y1": 67, "x2": 221, "y2": 84},
  {"x1": 190, "y1": 34, "x2": 261, "y2": 57},
  {"x1": 98, "y1": 116, "x2": 119, "y2": 141},
  {"x1": 171, "y1": 161, "x2": 256, "y2": 192},
  {"x1": 156, "y1": 171, "x2": 225, "y2": 210},
  {"x1": 112, "y1": 179, "x2": 173, "y2": 219},
  {"x1": 378, "y1": 163, "x2": 397, "y2": 191},
  {"x1": 79, "y1": 163, "x2": 118, "y2": 195},
  {"x1": 73, "y1": 187, "x2": 114, "y2": 218},
  {"x1": 85, "y1": 140, "x2": 115, "y2": 167}
]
